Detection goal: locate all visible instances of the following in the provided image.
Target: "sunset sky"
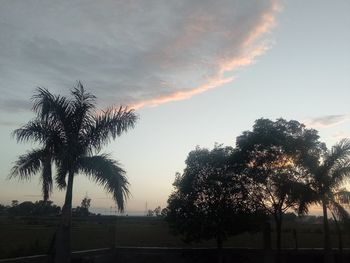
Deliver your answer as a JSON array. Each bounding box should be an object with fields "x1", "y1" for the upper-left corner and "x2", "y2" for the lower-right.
[{"x1": 0, "y1": 0, "x2": 349, "y2": 215}]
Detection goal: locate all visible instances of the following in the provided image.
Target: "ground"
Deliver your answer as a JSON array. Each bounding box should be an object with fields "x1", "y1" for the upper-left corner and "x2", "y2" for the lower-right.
[{"x1": 0, "y1": 215, "x2": 349, "y2": 259}]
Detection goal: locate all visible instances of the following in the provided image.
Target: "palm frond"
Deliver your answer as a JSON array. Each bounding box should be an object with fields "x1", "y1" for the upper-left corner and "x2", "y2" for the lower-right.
[
  {"x1": 78, "y1": 155, "x2": 130, "y2": 211},
  {"x1": 331, "y1": 162, "x2": 350, "y2": 189},
  {"x1": 13, "y1": 119, "x2": 64, "y2": 147},
  {"x1": 328, "y1": 200, "x2": 350, "y2": 222},
  {"x1": 85, "y1": 106, "x2": 137, "y2": 151},
  {"x1": 31, "y1": 87, "x2": 55, "y2": 117},
  {"x1": 334, "y1": 189, "x2": 350, "y2": 205},
  {"x1": 31, "y1": 87, "x2": 73, "y2": 132},
  {"x1": 55, "y1": 162, "x2": 68, "y2": 190},
  {"x1": 285, "y1": 180, "x2": 317, "y2": 215},
  {"x1": 71, "y1": 82, "x2": 96, "y2": 134},
  {"x1": 71, "y1": 82, "x2": 96, "y2": 110},
  {"x1": 324, "y1": 139, "x2": 350, "y2": 175},
  {"x1": 11, "y1": 149, "x2": 54, "y2": 201},
  {"x1": 10, "y1": 149, "x2": 45, "y2": 179}
]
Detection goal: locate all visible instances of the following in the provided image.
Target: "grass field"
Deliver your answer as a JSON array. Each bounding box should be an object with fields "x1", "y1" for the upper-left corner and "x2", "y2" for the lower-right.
[{"x1": 1, "y1": 215, "x2": 350, "y2": 259}]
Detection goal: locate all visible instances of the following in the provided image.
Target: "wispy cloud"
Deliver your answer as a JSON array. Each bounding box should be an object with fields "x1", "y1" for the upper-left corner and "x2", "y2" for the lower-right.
[
  {"x1": 304, "y1": 114, "x2": 350, "y2": 128},
  {"x1": 331, "y1": 131, "x2": 350, "y2": 140},
  {"x1": 0, "y1": 120, "x2": 21, "y2": 127},
  {"x1": 0, "y1": 0, "x2": 280, "y2": 110},
  {"x1": 0, "y1": 99, "x2": 32, "y2": 113}
]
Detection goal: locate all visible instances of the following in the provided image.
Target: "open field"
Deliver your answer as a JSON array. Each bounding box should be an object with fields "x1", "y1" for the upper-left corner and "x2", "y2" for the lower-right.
[{"x1": 1, "y1": 215, "x2": 350, "y2": 259}]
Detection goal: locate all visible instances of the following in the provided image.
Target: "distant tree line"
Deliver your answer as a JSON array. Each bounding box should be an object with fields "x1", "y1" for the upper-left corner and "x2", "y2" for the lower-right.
[
  {"x1": 165, "y1": 118, "x2": 350, "y2": 262},
  {"x1": 0, "y1": 196, "x2": 93, "y2": 217},
  {"x1": 0, "y1": 200, "x2": 60, "y2": 216},
  {"x1": 146, "y1": 206, "x2": 167, "y2": 217}
]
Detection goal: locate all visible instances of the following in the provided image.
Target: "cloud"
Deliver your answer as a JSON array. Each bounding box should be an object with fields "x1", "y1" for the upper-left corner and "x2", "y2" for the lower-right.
[
  {"x1": 331, "y1": 131, "x2": 350, "y2": 140},
  {"x1": 0, "y1": 0, "x2": 280, "y2": 110},
  {"x1": 304, "y1": 114, "x2": 350, "y2": 128},
  {"x1": 0, "y1": 120, "x2": 21, "y2": 127},
  {"x1": 0, "y1": 99, "x2": 32, "y2": 113}
]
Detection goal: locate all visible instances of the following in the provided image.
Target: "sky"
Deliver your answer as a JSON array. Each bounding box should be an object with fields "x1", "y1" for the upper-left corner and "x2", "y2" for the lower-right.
[{"x1": 0, "y1": 0, "x2": 349, "y2": 215}]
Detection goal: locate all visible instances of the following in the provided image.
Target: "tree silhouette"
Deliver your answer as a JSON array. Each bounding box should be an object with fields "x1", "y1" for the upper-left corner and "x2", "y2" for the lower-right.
[
  {"x1": 6, "y1": 200, "x2": 61, "y2": 216},
  {"x1": 166, "y1": 145, "x2": 262, "y2": 262},
  {"x1": 232, "y1": 118, "x2": 323, "y2": 251},
  {"x1": 73, "y1": 196, "x2": 92, "y2": 217},
  {"x1": 11, "y1": 82, "x2": 137, "y2": 263},
  {"x1": 305, "y1": 139, "x2": 350, "y2": 255}
]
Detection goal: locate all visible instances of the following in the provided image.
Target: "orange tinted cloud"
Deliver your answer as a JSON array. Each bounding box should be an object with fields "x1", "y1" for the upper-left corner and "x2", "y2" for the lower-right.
[
  {"x1": 0, "y1": 0, "x2": 281, "y2": 112},
  {"x1": 130, "y1": 0, "x2": 280, "y2": 109},
  {"x1": 130, "y1": 75, "x2": 234, "y2": 109}
]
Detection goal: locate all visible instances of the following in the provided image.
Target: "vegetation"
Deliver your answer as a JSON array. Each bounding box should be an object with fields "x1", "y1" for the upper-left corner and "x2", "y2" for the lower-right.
[
  {"x1": 72, "y1": 196, "x2": 92, "y2": 217},
  {"x1": 1, "y1": 215, "x2": 350, "y2": 259},
  {"x1": 11, "y1": 83, "x2": 137, "y2": 263},
  {"x1": 0, "y1": 200, "x2": 60, "y2": 216},
  {"x1": 305, "y1": 139, "x2": 350, "y2": 252},
  {"x1": 166, "y1": 145, "x2": 264, "y2": 255},
  {"x1": 8, "y1": 89, "x2": 350, "y2": 263},
  {"x1": 232, "y1": 118, "x2": 323, "y2": 250},
  {"x1": 164, "y1": 118, "x2": 350, "y2": 263}
]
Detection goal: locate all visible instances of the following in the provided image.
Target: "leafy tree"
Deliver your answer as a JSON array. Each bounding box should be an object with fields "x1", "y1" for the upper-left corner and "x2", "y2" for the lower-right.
[
  {"x1": 81, "y1": 196, "x2": 91, "y2": 211},
  {"x1": 11, "y1": 83, "x2": 137, "y2": 263},
  {"x1": 304, "y1": 139, "x2": 350, "y2": 253},
  {"x1": 8, "y1": 201, "x2": 35, "y2": 216},
  {"x1": 6, "y1": 200, "x2": 61, "y2": 216},
  {"x1": 160, "y1": 207, "x2": 169, "y2": 218},
  {"x1": 32, "y1": 200, "x2": 61, "y2": 216},
  {"x1": 73, "y1": 196, "x2": 92, "y2": 217},
  {"x1": 0, "y1": 204, "x2": 6, "y2": 214},
  {"x1": 232, "y1": 118, "x2": 323, "y2": 250},
  {"x1": 154, "y1": 206, "x2": 161, "y2": 217},
  {"x1": 146, "y1": 209, "x2": 154, "y2": 217},
  {"x1": 166, "y1": 145, "x2": 261, "y2": 255}
]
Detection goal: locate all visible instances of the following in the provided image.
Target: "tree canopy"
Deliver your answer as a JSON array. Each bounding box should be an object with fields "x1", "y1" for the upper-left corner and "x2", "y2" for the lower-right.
[
  {"x1": 166, "y1": 145, "x2": 263, "y2": 249},
  {"x1": 232, "y1": 118, "x2": 324, "y2": 250}
]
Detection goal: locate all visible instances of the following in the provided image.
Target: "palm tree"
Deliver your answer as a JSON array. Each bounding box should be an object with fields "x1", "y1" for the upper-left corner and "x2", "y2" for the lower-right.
[
  {"x1": 11, "y1": 82, "x2": 137, "y2": 263},
  {"x1": 306, "y1": 139, "x2": 350, "y2": 255}
]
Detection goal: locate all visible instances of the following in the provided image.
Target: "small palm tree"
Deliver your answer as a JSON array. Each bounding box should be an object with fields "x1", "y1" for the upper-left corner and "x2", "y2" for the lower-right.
[
  {"x1": 307, "y1": 139, "x2": 350, "y2": 253},
  {"x1": 11, "y1": 82, "x2": 137, "y2": 263}
]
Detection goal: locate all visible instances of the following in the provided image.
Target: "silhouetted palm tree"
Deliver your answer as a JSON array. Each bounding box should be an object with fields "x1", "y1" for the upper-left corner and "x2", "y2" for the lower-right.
[
  {"x1": 306, "y1": 139, "x2": 350, "y2": 253},
  {"x1": 11, "y1": 82, "x2": 137, "y2": 263}
]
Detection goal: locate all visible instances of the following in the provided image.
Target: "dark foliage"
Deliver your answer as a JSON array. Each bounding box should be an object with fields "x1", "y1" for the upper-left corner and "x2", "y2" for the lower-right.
[
  {"x1": 232, "y1": 118, "x2": 324, "y2": 250},
  {"x1": 3, "y1": 200, "x2": 61, "y2": 216},
  {"x1": 166, "y1": 145, "x2": 265, "y2": 249},
  {"x1": 73, "y1": 196, "x2": 92, "y2": 217},
  {"x1": 11, "y1": 82, "x2": 137, "y2": 210},
  {"x1": 10, "y1": 82, "x2": 137, "y2": 263}
]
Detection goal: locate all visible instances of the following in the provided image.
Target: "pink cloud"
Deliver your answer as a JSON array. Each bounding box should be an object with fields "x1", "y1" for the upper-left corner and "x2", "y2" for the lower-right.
[
  {"x1": 131, "y1": 0, "x2": 280, "y2": 109},
  {"x1": 0, "y1": 0, "x2": 281, "y2": 111}
]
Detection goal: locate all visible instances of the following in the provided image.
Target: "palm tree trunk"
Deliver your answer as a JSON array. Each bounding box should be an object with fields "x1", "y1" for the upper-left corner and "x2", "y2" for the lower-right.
[
  {"x1": 331, "y1": 212, "x2": 343, "y2": 263},
  {"x1": 322, "y1": 200, "x2": 331, "y2": 250},
  {"x1": 330, "y1": 212, "x2": 343, "y2": 252},
  {"x1": 54, "y1": 171, "x2": 74, "y2": 263},
  {"x1": 322, "y1": 199, "x2": 334, "y2": 263}
]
